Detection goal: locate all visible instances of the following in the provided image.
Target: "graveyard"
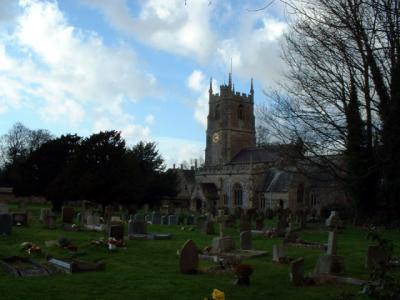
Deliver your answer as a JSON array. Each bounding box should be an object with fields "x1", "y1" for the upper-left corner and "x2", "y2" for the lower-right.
[{"x1": 0, "y1": 203, "x2": 399, "y2": 300}]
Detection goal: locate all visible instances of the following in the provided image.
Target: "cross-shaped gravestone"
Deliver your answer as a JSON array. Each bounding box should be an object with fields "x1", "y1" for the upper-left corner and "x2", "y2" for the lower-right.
[{"x1": 215, "y1": 210, "x2": 228, "y2": 238}]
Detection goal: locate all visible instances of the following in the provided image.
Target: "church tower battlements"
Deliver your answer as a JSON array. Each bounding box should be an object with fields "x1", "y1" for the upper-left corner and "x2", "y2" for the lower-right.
[{"x1": 205, "y1": 73, "x2": 256, "y2": 166}]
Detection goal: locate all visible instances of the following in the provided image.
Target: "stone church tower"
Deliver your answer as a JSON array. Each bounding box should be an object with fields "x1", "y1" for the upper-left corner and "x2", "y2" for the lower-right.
[{"x1": 204, "y1": 73, "x2": 256, "y2": 166}]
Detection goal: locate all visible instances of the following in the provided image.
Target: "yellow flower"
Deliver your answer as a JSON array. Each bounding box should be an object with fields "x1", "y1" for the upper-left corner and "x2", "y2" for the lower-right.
[{"x1": 212, "y1": 289, "x2": 225, "y2": 300}]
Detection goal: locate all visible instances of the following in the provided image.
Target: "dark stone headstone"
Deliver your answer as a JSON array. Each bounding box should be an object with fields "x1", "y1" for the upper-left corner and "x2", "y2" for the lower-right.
[
  {"x1": 44, "y1": 214, "x2": 56, "y2": 229},
  {"x1": 0, "y1": 214, "x2": 12, "y2": 235},
  {"x1": 109, "y1": 224, "x2": 124, "y2": 240},
  {"x1": 179, "y1": 240, "x2": 199, "y2": 274},
  {"x1": 128, "y1": 220, "x2": 147, "y2": 235},
  {"x1": 272, "y1": 244, "x2": 285, "y2": 263},
  {"x1": 161, "y1": 215, "x2": 168, "y2": 225},
  {"x1": 240, "y1": 231, "x2": 252, "y2": 250},
  {"x1": 168, "y1": 215, "x2": 178, "y2": 225},
  {"x1": 151, "y1": 212, "x2": 161, "y2": 225},
  {"x1": 62, "y1": 207, "x2": 75, "y2": 224},
  {"x1": 203, "y1": 220, "x2": 215, "y2": 235},
  {"x1": 40, "y1": 208, "x2": 51, "y2": 222},
  {"x1": 12, "y1": 212, "x2": 28, "y2": 226},
  {"x1": 290, "y1": 257, "x2": 304, "y2": 286},
  {"x1": 366, "y1": 245, "x2": 388, "y2": 270},
  {"x1": 313, "y1": 254, "x2": 344, "y2": 275}
]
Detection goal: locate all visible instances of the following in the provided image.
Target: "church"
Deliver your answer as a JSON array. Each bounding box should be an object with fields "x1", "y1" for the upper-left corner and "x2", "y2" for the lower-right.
[{"x1": 171, "y1": 73, "x2": 348, "y2": 215}]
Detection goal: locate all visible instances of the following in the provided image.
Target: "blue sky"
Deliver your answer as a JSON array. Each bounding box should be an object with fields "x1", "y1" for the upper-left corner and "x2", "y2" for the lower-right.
[{"x1": 0, "y1": 0, "x2": 288, "y2": 166}]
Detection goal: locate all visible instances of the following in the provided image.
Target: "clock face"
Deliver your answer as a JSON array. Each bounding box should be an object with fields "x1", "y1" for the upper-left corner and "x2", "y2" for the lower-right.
[{"x1": 212, "y1": 132, "x2": 220, "y2": 143}]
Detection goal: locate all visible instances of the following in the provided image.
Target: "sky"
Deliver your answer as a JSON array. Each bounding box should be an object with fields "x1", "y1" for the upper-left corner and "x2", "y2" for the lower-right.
[{"x1": 0, "y1": 0, "x2": 289, "y2": 167}]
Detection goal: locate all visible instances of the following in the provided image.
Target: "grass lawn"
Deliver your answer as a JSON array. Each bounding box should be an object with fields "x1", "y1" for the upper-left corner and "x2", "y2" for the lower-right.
[{"x1": 0, "y1": 204, "x2": 399, "y2": 300}]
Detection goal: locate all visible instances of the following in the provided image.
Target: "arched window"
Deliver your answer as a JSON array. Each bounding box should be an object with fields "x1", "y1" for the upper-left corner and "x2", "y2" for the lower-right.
[
  {"x1": 215, "y1": 104, "x2": 220, "y2": 120},
  {"x1": 238, "y1": 104, "x2": 244, "y2": 120},
  {"x1": 233, "y1": 183, "x2": 243, "y2": 207}
]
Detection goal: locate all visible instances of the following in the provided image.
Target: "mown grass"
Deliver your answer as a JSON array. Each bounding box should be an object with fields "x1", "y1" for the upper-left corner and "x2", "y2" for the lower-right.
[{"x1": 0, "y1": 204, "x2": 399, "y2": 300}]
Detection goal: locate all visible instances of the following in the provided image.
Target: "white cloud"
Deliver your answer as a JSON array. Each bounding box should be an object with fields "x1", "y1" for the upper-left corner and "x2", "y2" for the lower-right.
[
  {"x1": 187, "y1": 70, "x2": 205, "y2": 92},
  {"x1": 145, "y1": 114, "x2": 155, "y2": 125},
  {"x1": 156, "y1": 136, "x2": 204, "y2": 168},
  {"x1": 83, "y1": 0, "x2": 217, "y2": 61},
  {"x1": 0, "y1": 0, "x2": 157, "y2": 129}
]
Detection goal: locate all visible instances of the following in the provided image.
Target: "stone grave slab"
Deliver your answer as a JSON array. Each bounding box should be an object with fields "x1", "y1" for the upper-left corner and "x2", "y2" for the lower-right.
[
  {"x1": 61, "y1": 207, "x2": 75, "y2": 224},
  {"x1": 0, "y1": 256, "x2": 50, "y2": 277}
]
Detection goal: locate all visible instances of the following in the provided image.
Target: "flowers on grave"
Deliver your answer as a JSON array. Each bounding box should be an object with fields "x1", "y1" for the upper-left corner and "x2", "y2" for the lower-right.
[
  {"x1": 20, "y1": 242, "x2": 41, "y2": 254},
  {"x1": 234, "y1": 264, "x2": 253, "y2": 286},
  {"x1": 203, "y1": 289, "x2": 225, "y2": 300},
  {"x1": 107, "y1": 238, "x2": 124, "y2": 248}
]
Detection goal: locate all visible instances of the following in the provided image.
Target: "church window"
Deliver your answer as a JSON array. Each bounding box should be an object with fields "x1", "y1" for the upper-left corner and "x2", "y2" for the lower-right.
[
  {"x1": 233, "y1": 183, "x2": 243, "y2": 207},
  {"x1": 238, "y1": 104, "x2": 244, "y2": 120},
  {"x1": 215, "y1": 104, "x2": 220, "y2": 120}
]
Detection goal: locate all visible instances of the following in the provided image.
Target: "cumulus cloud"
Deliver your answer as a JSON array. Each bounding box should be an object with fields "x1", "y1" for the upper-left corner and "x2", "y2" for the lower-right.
[
  {"x1": 187, "y1": 70, "x2": 218, "y2": 129},
  {"x1": 0, "y1": 0, "x2": 157, "y2": 129},
  {"x1": 156, "y1": 136, "x2": 204, "y2": 168},
  {"x1": 145, "y1": 114, "x2": 155, "y2": 125},
  {"x1": 83, "y1": 0, "x2": 217, "y2": 61}
]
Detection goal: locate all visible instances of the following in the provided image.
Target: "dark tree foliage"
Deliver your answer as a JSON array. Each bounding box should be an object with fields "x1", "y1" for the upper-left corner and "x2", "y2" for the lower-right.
[{"x1": 11, "y1": 129, "x2": 177, "y2": 211}]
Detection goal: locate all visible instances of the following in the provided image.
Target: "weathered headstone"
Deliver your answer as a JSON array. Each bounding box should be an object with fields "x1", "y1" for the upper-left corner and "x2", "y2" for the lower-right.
[
  {"x1": 86, "y1": 214, "x2": 95, "y2": 226},
  {"x1": 284, "y1": 229, "x2": 299, "y2": 244},
  {"x1": 161, "y1": 215, "x2": 168, "y2": 225},
  {"x1": 111, "y1": 216, "x2": 122, "y2": 223},
  {"x1": 313, "y1": 254, "x2": 344, "y2": 275},
  {"x1": 76, "y1": 212, "x2": 82, "y2": 225},
  {"x1": 272, "y1": 244, "x2": 285, "y2": 263},
  {"x1": 327, "y1": 231, "x2": 337, "y2": 255},
  {"x1": 128, "y1": 220, "x2": 147, "y2": 235},
  {"x1": 44, "y1": 214, "x2": 56, "y2": 229},
  {"x1": 12, "y1": 212, "x2": 28, "y2": 226},
  {"x1": 104, "y1": 206, "x2": 113, "y2": 223},
  {"x1": 290, "y1": 257, "x2": 304, "y2": 286},
  {"x1": 151, "y1": 212, "x2": 161, "y2": 225},
  {"x1": 40, "y1": 208, "x2": 52, "y2": 223},
  {"x1": 179, "y1": 240, "x2": 199, "y2": 274},
  {"x1": 0, "y1": 203, "x2": 9, "y2": 214},
  {"x1": 211, "y1": 236, "x2": 235, "y2": 254},
  {"x1": 109, "y1": 224, "x2": 124, "y2": 240},
  {"x1": 366, "y1": 245, "x2": 388, "y2": 270},
  {"x1": 325, "y1": 211, "x2": 343, "y2": 229},
  {"x1": 0, "y1": 214, "x2": 12, "y2": 235},
  {"x1": 61, "y1": 207, "x2": 75, "y2": 224},
  {"x1": 168, "y1": 215, "x2": 178, "y2": 225},
  {"x1": 240, "y1": 231, "x2": 252, "y2": 250},
  {"x1": 202, "y1": 220, "x2": 215, "y2": 235}
]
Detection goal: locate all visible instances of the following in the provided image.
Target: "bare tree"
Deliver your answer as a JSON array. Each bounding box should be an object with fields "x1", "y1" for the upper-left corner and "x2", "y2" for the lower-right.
[{"x1": 260, "y1": 0, "x2": 400, "y2": 222}]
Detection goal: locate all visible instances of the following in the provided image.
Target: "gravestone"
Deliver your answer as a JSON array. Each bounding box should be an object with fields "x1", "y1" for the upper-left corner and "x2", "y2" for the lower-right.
[
  {"x1": 128, "y1": 220, "x2": 147, "y2": 235},
  {"x1": 168, "y1": 215, "x2": 178, "y2": 225},
  {"x1": 61, "y1": 207, "x2": 75, "y2": 224},
  {"x1": 86, "y1": 214, "x2": 95, "y2": 226},
  {"x1": 327, "y1": 231, "x2": 337, "y2": 255},
  {"x1": 240, "y1": 231, "x2": 252, "y2": 250},
  {"x1": 0, "y1": 214, "x2": 12, "y2": 235},
  {"x1": 76, "y1": 212, "x2": 82, "y2": 225},
  {"x1": 44, "y1": 214, "x2": 56, "y2": 229},
  {"x1": 203, "y1": 220, "x2": 215, "y2": 235},
  {"x1": 186, "y1": 215, "x2": 194, "y2": 225},
  {"x1": 40, "y1": 208, "x2": 52, "y2": 223},
  {"x1": 255, "y1": 218, "x2": 264, "y2": 231},
  {"x1": 0, "y1": 203, "x2": 9, "y2": 214},
  {"x1": 12, "y1": 213, "x2": 28, "y2": 226},
  {"x1": 179, "y1": 240, "x2": 199, "y2": 274},
  {"x1": 104, "y1": 206, "x2": 113, "y2": 223},
  {"x1": 151, "y1": 212, "x2": 161, "y2": 225},
  {"x1": 111, "y1": 216, "x2": 122, "y2": 223},
  {"x1": 290, "y1": 257, "x2": 304, "y2": 286},
  {"x1": 109, "y1": 224, "x2": 124, "y2": 240},
  {"x1": 325, "y1": 211, "x2": 343, "y2": 229},
  {"x1": 366, "y1": 245, "x2": 388, "y2": 270},
  {"x1": 145, "y1": 215, "x2": 151, "y2": 223},
  {"x1": 211, "y1": 236, "x2": 235, "y2": 254},
  {"x1": 272, "y1": 244, "x2": 285, "y2": 263},
  {"x1": 134, "y1": 214, "x2": 144, "y2": 221},
  {"x1": 161, "y1": 216, "x2": 168, "y2": 225},
  {"x1": 284, "y1": 228, "x2": 299, "y2": 243}
]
